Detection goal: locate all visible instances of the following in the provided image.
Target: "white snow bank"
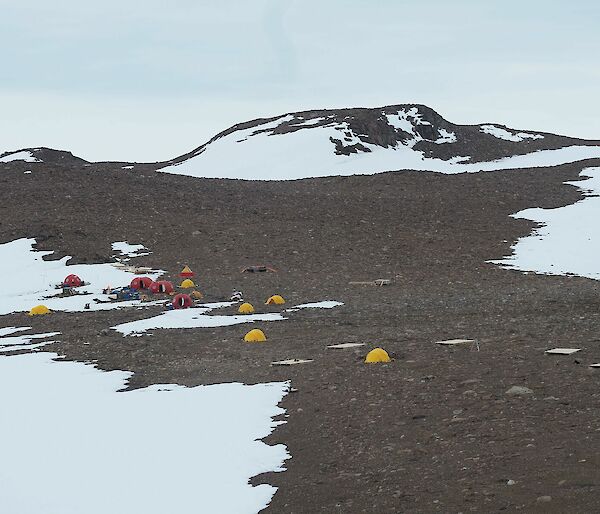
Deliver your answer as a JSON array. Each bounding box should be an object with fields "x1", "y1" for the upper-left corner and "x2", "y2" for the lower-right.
[
  {"x1": 0, "y1": 327, "x2": 30, "y2": 337},
  {"x1": 0, "y1": 351, "x2": 288, "y2": 514},
  {"x1": 0, "y1": 238, "x2": 162, "y2": 315},
  {"x1": 0, "y1": 331, "x2": 60, "y2": 352},
  {"x1": 0, "y1": 328, "x2": 58, "y2": 352},
  {"x1": 0, "y1": 150, "x2": 40, "y2": 163},
  {"x1": 292, "y1": 301, "x2": 343, "y2": 309},
  {"x1": 287, "y1": 301, "x2": 344, "y2": 311},
  {"x1": 113, "y1": 299, "x2": 344, "y2": 336},
  {"x1": 385, "y1": 107, "x2": 444, "y2": 148},
  {"x1": 113, "y1": 302, "x2": 285, "y2": 336},
  {"x1": 435, "y1": 128, "x2": 457, "y2": 144},
  {"x1": 159, "y1": 115, "x2": 600, "y2": 181},
  {"x1": 0, "y1": 331, "x2": 59, "y2": 347},
  {"x1": 111, "y1": 241, "x2": 150, "y2": 259},
  {"x1": 481, "y1": 124, "x2": 544, "y2": 142},
  {"x1": 492, "y1": 167, "x2": 600, "y2": 279}
]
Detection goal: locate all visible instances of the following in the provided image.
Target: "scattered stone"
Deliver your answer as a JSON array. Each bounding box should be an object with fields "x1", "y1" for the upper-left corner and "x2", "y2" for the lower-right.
[
  {"x1": 536, "y1": 496, "x2": 552, "y2": 503},
  {"x1": 506, "y1": 385, "x2": 534, "y2": 396},
  {"x1": 507, "y1": 480, "x2": 516, "y2": 486}
]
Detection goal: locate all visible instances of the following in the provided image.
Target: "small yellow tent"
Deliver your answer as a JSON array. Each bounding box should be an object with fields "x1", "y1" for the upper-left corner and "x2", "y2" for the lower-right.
[
  {"x1": 180, "y1": 279, "x2": 195, "y2": 288},
  {"x1": 238, "y1": 302, "x2": 255, "y2": 314},
  {"x1": 190, "y1": 290, "x2": 204, "y2": 299},
  {"x1": 265, "y1": 295, "x2": 285, "y2": 305},
  {"x1": 365, "y1": 347, "x2": 391, "y2": 363},
  {"x1": 244, "y1": 329, "x2": 266, "y2": 342},
  {"x1": 29, "y1": 305, "x2": 51, "y2": 316}
]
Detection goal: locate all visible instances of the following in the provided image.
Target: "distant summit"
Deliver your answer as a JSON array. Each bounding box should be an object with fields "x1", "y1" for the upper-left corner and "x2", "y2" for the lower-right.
[
  {"x1": 0, "y1": 147, "x2": 87, "y2": 166},
  {"x1": 158, "y1": 104, "x2": 600, "y2": 180}
]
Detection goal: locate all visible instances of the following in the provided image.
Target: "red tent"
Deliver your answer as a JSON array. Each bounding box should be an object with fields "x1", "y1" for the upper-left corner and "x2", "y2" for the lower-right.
[
  {"x1": 149, "y1": 280, "x2": 174, "y2": 294},
  {"x1": 172, "y1": 293, "x2": 193, "y2": 309},
  {"x1": 63, "y1": 274, "x2": 83, "y2": 287},
  {"x1": 130, "y1": 277, "x2": 154, "y2": 290}
]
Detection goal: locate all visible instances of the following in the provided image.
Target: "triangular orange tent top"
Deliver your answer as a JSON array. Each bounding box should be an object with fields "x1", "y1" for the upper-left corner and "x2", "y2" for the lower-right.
[{"x1": 179, "y1": 265, "x2": 195, "y2": 278}]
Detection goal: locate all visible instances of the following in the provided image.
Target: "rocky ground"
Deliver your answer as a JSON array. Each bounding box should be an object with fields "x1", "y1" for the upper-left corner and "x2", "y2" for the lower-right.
[{"x1": 2, "y1": 156, "x2": 600, "y2": 512}]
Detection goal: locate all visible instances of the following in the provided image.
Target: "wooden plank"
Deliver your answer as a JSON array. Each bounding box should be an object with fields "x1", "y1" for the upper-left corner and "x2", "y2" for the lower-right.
[{"x1": 545, "y1": 348, "x2": 581, "y2": 355}]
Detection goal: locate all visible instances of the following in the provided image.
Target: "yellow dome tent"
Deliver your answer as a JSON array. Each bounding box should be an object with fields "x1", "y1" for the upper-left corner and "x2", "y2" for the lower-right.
[
  {"x1": 244, "y1": 329, "x2": 267, "y2": 342},
  {"x1": 180, "y1": 279, "x2": 195, "y2": 288},
  {"x1": 29, "y1": 305, "x2": 51, "y2": 316},
  {"x1": 190, "y1": 290, "x2": 203, "y2": 299},
  {"x1": 265, "y1": 295, "x2": 285, "y2": 305},
  {"x1": 365, "y1": 347, "x2": 391, "y2": 363},
  {"x1": 238, "y1": 303, "x2": 255, "y2": 314}
]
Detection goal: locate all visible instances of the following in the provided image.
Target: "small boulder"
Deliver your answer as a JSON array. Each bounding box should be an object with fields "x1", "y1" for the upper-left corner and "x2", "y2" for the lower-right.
[{"x1": 506, "y1": 385, "x2": 534, "y2": 396}]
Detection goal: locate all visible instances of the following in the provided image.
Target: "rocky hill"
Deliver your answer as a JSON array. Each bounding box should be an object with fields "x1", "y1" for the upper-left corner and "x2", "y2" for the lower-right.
[
  {"x1": 156, "y1": 104, "x2": 600, "y2": 179},
  {"x1": 4, "y1": 104, "x2": 600, "y2": 180}
]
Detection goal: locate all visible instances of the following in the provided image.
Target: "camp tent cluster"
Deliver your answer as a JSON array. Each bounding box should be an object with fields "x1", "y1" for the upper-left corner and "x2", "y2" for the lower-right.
[
  {"x1": 26, "y1": 266, "x2": 205, "y2": 315},
  {"x1": 122, "y1": 267, "x2": 203, "y2": 310},
  {"x1": 239, "y1": 295, "x2": 288, "y2": 341}
]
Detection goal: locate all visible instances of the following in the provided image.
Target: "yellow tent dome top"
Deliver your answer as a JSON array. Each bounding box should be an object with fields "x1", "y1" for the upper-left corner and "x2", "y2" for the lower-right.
[
  {"x1": 238, "y1": 302, "x2": 255, "y2": 314},
  {"x1": 29, "y1": 305, "x2": 51, "y2": 316},
  {"x1": 190, "y1": 290, "x2": 203, "y2": 299},
  {"x1": 180, "y1": 279, "x2": 195, "y2": 288},
  {"x1": 244, "y1": 328, "x2": 266, "y2": 342},
  {"x1": 265, "y1": 295, "x2": 285, "y2": 305},
  {"x1": 365, "y1": 347, "x2": 391, "y2": 363}
]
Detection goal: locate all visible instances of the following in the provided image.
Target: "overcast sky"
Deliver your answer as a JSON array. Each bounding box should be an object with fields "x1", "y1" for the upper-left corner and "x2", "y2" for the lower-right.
[{"x1": 1, "y1": 0, "x2": 599, "y2": 162}]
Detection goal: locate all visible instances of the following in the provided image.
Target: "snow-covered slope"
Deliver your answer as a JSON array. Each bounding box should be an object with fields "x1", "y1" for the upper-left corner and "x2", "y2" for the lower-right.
[
  {"x1": 158, "y1": 105, "x2": 600, "y2": 180},
  {"x1": 492, "y1": 167, "x2": 600, "y2": 280},
  {"x1": 0, "y1": 150, "x2": 40, "y2": 163}
]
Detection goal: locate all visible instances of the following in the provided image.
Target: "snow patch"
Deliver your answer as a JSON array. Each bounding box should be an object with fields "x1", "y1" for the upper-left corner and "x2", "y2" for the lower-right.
[
  {"x1": 0, "y1": 150, "x2": 40, "y2": 163},
  {"x1": 112, "y1": 302, "x2": 285, "y2": 336},
  {"x1": 0, "y1": 351, "x2": 288, "y2": 514},
  {"x1": 0, "y1": 331, "x2": 60, "y2": 348},
  {"x1": 435, "y1": 128, "x2": 457, "y2": 144},
  {"x1": 481, "y1": 124, "x2": 544, "y2": 142},
  {"x1": 492, "y1": 167, "x2": 600, "y2": 279},
  {"x1": 0, "y1": 327, "x2": 30, "y2": 337},
  {"x1": 385, "y1": 107, "x2": 433, "y2": 148},
  {"x1": 0, "y1": 238, "x2": 162, "y2": 315},
  {"x1": 111, "y1": 241, "x2": 150, "y2": 259},
  {"x1": 287, "y1": 301, "x2": 344, "y2": 311}
]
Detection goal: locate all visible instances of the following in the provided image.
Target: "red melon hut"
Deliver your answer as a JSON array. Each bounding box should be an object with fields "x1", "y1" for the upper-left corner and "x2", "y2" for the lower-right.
[
  {"x1": 172, "y1": 293, "x2": 193, "y2": 309},
  {"x1": 63, "y1": 274, "x2": 83, "y2": 287},
  {"x1": 130, "y1": 277, "x2": 154, "y2": 290},
  {"x1": 149, "y1": 280, "x2": 174, "y2": 294}
]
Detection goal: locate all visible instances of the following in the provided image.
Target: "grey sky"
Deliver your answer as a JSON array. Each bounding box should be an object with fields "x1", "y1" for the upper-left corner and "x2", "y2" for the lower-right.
[{"x1": 1, "y1": 0, "x2": 599, "y2": 161}]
